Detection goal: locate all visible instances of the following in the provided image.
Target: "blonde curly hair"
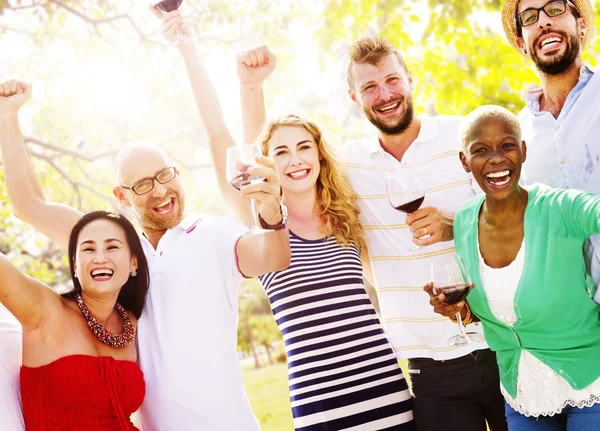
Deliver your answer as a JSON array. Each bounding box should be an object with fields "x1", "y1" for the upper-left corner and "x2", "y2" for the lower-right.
[{"x1": 258, "y1": 114, "x2": 366, "y2": 250}]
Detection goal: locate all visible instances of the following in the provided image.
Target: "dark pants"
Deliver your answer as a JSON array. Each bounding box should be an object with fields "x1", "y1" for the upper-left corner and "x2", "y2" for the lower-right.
[{"x1": 408, "y1": 349, "x2": 508, "y2": 431}]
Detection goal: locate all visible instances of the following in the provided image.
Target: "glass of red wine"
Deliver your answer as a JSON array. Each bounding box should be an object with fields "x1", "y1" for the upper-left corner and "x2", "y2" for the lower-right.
[
  {"x1": 153, "y1": 0, "x2": 184, "y2": 42},
  {"x1": 226, "y1": 144, "x2": 268, "y2": 234},
  {"x1": 385, "y1": 168, "x2": 426, "y2": 251},
  {"x1": 430, "y1": 256, "x2": 483, "y2": 346}
]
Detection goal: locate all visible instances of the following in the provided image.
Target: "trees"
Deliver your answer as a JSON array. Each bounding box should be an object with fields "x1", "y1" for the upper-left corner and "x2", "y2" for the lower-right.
[{"x1": 237, "y1": 278, "x2": 282, "y2": 369}]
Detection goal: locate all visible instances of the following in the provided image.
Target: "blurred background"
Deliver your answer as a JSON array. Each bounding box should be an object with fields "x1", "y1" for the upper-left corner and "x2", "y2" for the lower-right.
[{"x1": 1, "y1": 0, "x2": 598, "y2": 429}]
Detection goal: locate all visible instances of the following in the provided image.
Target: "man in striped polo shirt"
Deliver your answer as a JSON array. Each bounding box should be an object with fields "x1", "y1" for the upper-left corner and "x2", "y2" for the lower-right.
[{"x1": 343, "y1": 37, "x2": 507, "y2": 431}]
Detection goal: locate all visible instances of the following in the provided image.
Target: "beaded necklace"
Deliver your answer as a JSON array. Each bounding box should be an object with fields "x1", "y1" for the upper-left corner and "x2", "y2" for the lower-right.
[{"x1": 75, "y1": 294, "x2": 135, "y2": 348}]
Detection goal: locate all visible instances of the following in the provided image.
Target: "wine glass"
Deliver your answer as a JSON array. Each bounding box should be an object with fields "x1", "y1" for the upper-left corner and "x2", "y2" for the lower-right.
[
  {"x1": 226, "y1": 144, "x2": 268, "y2": 234},
  {"x1": 385, "y1": 168, "x2": 426, "y2": 251},
  {"x1": 153, "y1": 0, "x2": 184, "y2": 42},
  {"x1": 430, "y1": 256, "x2": 483, "y2": 346}
]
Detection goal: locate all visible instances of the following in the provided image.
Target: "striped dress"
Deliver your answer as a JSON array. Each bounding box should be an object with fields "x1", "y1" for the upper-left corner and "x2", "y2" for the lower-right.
[{"x1": 259, "y1": 231, "x2": 414, "y2": 431}]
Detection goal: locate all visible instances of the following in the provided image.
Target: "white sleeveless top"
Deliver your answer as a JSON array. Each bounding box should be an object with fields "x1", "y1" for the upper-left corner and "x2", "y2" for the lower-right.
[{"x1": 478, "y1": 240, "x2": 600, "y2": 417}]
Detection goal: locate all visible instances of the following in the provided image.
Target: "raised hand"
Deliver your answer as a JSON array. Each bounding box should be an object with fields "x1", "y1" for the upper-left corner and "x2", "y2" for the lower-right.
[
  {"x1": 149, "y1": 6, "x2": 190, "y2": 43},
  {"x1": 239, "y1": 155, "x2": 282, "y2": 226},
  {"x1": 0, "y1": 80, "x2": 32, "y2": 115},
  {"x1": 236, "y1": 45, "x2": 277, "y2": 86}
]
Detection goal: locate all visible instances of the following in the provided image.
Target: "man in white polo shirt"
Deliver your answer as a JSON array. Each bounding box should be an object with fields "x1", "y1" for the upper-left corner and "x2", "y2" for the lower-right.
[
  {"x1": 234, "y1": 38, "x2": 507, "y2": 430},
  {"x1": 0, "y1": 304, "x2": 24, "y2": 430},
  {"x1": 501, "y1": 0, "x2": 600, "y2": 297},
  {"x1": 0, "y1": 81, "x2": 290, "y2": 430}
]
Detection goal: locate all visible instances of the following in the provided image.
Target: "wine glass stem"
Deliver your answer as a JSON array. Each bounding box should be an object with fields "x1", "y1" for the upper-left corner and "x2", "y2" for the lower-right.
[
  {"x1": 250, "y1": 199, "x2": 261, "y2": 231},
  {"x1": 456, "y1": 312, "x2": 466, "y2": 335}
]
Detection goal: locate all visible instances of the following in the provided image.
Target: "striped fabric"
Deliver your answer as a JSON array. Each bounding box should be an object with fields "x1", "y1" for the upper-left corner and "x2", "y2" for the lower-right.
[
  {"x1": 259, "y1": 232, "x2": 414, "y2": 431},
  {"x1": 342, "y1": 116, "x2": 487, "y2": 361}
]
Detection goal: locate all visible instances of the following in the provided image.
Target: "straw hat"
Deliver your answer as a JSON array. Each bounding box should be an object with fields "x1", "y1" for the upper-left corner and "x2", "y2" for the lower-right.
[{"x1": 502, "y1": 0, "x2": 596, "y2": 52}]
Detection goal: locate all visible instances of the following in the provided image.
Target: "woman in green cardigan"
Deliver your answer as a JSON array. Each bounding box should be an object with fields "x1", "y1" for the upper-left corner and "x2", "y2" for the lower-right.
[{"x1": 425, "y1": 105, "x2": 600, "y2": 430}]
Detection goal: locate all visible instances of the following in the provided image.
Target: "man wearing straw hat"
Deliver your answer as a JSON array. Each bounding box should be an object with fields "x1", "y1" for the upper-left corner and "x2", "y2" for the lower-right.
[{"x1": 502, "y1": 0, "x2": 600, "y2": 302}]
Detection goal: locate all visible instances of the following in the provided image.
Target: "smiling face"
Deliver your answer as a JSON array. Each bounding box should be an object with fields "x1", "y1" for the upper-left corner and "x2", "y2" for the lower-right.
[
  {"x1": 114, "y1": 143, "x2": 185, "y2": 231},
  {"x1": 516, "y1": 0, "x2": 586, "y2": 74},
  {"x1": 349, "y1": 54, "x2": 415, "y2": 135},
  {"x1": 74, "y1": 218, "x2": 137, "y2": 297},
  {"x1": 460, "y1": 117, "x2": 527, "y2": 200},
  {"x1": 267, "y1": 126, "x2": 321, "y2": 196}
]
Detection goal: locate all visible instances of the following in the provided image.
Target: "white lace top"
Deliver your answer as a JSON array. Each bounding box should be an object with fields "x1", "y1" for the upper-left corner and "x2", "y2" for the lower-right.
[{"x1": 478, "y1": 240, "x2": 600, "y2": 417}]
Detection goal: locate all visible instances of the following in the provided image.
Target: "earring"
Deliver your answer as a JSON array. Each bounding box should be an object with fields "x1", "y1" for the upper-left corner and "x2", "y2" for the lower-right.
[
  {"x1": 581, "y1": 31, "x2": 585, "y2": 37},
  {"x1": 131, "y1": 270, "x2": 137, "y2": 277},
  {"x1": 74, "y1": 273, "x2": 78, "y2": 279}
]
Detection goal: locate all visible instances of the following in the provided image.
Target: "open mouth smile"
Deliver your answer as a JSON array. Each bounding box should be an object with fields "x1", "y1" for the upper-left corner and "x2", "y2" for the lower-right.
[
  {"x1": 90, "y1": 268, "x2": 114, "y2": 281},
  {"x1": 485, "y1": 169, "x2": 512, "y2": 187},
  {"x1": 153, "y1": 197, "x2": 175, "y2": 214}
]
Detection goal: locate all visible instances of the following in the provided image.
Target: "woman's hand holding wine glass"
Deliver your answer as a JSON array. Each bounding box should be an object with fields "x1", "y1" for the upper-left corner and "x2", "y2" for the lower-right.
[
  {"x1": 426, "y1": 256, "x2": 483, "y2": 346},
  {"x1": 226, "y1": 145, "x2": 282, "y2": 234}
]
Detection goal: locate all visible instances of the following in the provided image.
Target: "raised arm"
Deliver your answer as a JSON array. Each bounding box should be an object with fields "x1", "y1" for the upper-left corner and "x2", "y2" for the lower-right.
[
  {"x1": 150, "y1": 8, "x2": 250, "y2": 225},
  {"x1": 0, "y1": 252, "x2": 61, "y2": 330},
  {"x1": 237, "y1": 45, "x2": 276, "y2": 144},
  {"x1": 0, "y1": 81, "x2": 82, "y2": 249}
]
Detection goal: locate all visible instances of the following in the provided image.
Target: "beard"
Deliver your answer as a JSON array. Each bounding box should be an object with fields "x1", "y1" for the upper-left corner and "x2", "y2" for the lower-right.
[
  {"x1": 134, "y1": 190, "x2": 185, "y2": 231},
  {"x1": 363, "y1": 96, "x2": 415, "y2": 135},
  {"x1": 531, "y1": 29, "x2": 581, "y2": 75}
]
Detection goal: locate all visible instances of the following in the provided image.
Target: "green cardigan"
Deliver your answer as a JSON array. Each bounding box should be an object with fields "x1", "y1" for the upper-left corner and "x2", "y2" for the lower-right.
[{"x1": 453, "y1": 183, "x2": 600, "y2": 398}]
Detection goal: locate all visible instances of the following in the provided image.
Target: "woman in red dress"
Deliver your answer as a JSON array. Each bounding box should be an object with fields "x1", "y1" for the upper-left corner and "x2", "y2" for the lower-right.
[{"x1": 0, "y1": 211, "x2": 149, "y2": 430}]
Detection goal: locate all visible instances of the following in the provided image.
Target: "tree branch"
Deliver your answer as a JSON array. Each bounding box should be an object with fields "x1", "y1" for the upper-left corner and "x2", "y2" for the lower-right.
[
  {"x1": 29, "y1": 149, "x2": 83, "y2": 209},
  {"x1": 24, "y1": 136, "x2": 118, "y2": 162}
]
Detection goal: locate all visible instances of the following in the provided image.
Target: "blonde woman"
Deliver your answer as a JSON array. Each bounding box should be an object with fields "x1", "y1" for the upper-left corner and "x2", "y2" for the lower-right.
[{"x1": 254, "y1": 114, "x2": 414, "y2": 430}]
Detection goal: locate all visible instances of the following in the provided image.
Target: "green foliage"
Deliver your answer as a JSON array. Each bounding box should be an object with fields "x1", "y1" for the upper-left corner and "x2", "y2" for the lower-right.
[
  {"x1": 241, "y1": 363, "x2": 293, "y2": 431},
  {"x1": 317, "y1": 0, "x2": 598, "y2": 120},
  {"x1": 237, "y1": 279, "x2": 282, "y2": 367}
]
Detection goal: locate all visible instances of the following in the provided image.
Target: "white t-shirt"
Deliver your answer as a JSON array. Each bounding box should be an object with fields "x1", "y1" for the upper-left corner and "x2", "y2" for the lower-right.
[
  {"x1": 0, "y1": 304, "x2": 25, "y2": 431},
  {"x1": 136, "y1": 215, "x2": 259, "y2": 431},
  {"x1": 342, "y1": 116, "x2": 487, "y2": 361}
]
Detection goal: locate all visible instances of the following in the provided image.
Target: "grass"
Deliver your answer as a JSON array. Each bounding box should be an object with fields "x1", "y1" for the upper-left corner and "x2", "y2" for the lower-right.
[
  {"x1": 241, "y1": 358, "x2": 410, "y2": 431},
  {"x1": 242, "y1": 360, "x2": 294, "y2": 431}
]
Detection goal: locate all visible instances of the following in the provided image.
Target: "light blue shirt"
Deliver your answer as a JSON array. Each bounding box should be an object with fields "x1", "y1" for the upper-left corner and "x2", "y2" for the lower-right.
[{"x1": 518, "y1": 65, "x2": 600, "y2": 302}]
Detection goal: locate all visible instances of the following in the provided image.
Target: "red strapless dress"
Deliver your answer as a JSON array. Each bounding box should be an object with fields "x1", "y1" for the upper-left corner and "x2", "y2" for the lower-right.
[{"x1": 21, "y1": 355, "x2": 145, "y2": 431}]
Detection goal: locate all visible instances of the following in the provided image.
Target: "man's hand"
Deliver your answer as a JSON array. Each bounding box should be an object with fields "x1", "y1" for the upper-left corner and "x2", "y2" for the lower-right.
[
  {"x1": 406, "y1": 206, "x2": 454, "y2": 246},
  {"x1": 240, "y1": 155, "x2": 282, "y2": 225},
  {"x1": 423, "y1": 282, "x2": 467, "y2": 319},
  {"x1": 149, "y1": 6, "x2": 191, "y2": 43},
  {"x1": 0, "y1": 80, "x2": 32, "y2": 116},
  {"x1": 236, "y1": 45, "x2": 277, "y2": 86}
]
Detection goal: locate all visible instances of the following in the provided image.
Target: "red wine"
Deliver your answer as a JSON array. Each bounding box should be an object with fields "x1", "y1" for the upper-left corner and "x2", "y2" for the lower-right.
[
  {"x1": 154, "y1": 0, "x2": 183, "y2": 13},
  {"x1": 433, "y1": 283, "x2": 472, "y2": 305},
  {"x1": 229, "y1": 172, "x2": 264, "y2": 191},
  {"x1": 393, "y1": 196, "x2": 424, "y2": 213}
]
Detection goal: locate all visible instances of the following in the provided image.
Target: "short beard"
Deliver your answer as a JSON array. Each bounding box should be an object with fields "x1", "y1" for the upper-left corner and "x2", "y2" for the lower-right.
[
  {"x1": 136, "y1": 192, "x2": 185, "y2": 231},
  {"x1": 364, "y1": 97, "x2": 415, "y2": 135},
  {"x1": 531, "y1": 30, "x2": 580, "y2": 75}
]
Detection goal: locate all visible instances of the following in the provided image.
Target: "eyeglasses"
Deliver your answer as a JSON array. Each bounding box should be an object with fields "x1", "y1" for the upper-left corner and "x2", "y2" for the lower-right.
[
  {"x1": 120, "y1": 166, "x2": 177, "y2": 195},
  {"x1": 516, "y1": 0, "x2": 576, "y2": 28}
]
